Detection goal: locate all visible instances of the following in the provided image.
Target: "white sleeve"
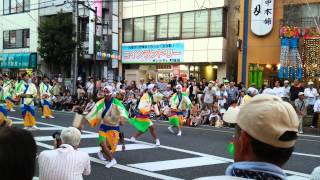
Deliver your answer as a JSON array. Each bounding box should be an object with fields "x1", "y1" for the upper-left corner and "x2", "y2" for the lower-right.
[{"x1": 83, "y1": 154, "x2": 91, "y2": 176}]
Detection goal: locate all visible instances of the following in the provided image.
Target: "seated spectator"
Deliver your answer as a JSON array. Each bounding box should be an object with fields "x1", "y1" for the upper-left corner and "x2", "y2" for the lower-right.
[
  {"x1": 209, "y1": 102, "x2": 221, "y2": 127},
  {"x1": 61, "y1": 91, "x2": 73, "y2": 111},
  {"x1": 39, "y1": 127, "x2": 91, "y2": 180},
  {"x1": 225, "y1": 95, "x2": 299, "y2": 179},
  {"x1": 72, "y1": 90, "x2": 88, "y2": 114},
  {"x1": 83, "y1": 98, "x2": 95, "y2": 115},
  {"x1": 200, "y1": 106, "x2": 211, "y2": 125},
  {"x1": 0, "y1": 127, "x2": 37, "y2": 180},
  {"x1": 191, "y1": 111, "x2": 202, "y2": 127},
  {"x1": 190, "y1": 99, "x2": 200, "y2": 126}
]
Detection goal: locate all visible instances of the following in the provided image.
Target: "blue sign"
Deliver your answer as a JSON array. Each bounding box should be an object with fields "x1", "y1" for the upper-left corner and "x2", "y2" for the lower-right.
[{"x1": 122, "y1": 43, "x2": 184, "y2": 64}]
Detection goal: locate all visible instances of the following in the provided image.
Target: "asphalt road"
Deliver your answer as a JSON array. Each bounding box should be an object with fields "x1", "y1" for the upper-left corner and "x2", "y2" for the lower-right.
[{"x1": 8, "y1": 109, "x2": 320, "y2": 180}]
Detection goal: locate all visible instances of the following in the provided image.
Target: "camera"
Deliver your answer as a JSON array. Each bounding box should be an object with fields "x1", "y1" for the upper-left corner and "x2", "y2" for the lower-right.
[{"x1": 52, "y1": 131, "x2": 61, "y2": 141}]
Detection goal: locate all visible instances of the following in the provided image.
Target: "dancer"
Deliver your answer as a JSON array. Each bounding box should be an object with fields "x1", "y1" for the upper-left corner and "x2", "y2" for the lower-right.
[
  {"x1": 78, "y1": 86, "x2": 129, "y2": 168},
  {"x1": 3, "y1": 74, "x2": 15, "y2": 112},
  {"x1": 0, "y1": 77, "x2": 11, "y2": 127},
  {"x1": 15, "y1": 72, "x2": 39, "y2": 130},
  {"x1": 168, "y1": 85, "x2": 191, "y2": 136},
  {"x1": 129, "y1": 84, "x2": 160, "y2": 146},
  {"x1": 40, "y1": 76, "x2": 54, "y2": 119}
]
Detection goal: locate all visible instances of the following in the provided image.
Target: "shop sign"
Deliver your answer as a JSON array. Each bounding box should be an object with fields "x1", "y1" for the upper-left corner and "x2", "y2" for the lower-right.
[
  {"x1": 122, "y1": 43, "x2": 184, "y2": 64},
  {"x1": 251, "y1": 0, "x2": 274, "y2": 36},
  {"x1": 112, "y1": 59, "x2": 118, "y2": 68}
]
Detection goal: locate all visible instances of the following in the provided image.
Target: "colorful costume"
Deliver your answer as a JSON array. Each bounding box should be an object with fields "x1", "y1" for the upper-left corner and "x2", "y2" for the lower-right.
[
  {"x1": 129, "y1": 92, "x2": 155, "y2": 133},
  {"x1": 3, "y1": 80, "x2": 15, "y2": 111},
  {"x1": 169, "y1": 93, "x2": 191, "y2": 127},
  {"x1": 0, "y1": 85, "x2": 10, "y2": 127},
  {"x1": 85, "y1": 97, "x2": 128, "y2": 152},
  {"x1": 39, "y1": 82, "x2": 53, "y2": 118},
  {"x1": 15, "y1": 81, "x2": 38, "y2": 127}
]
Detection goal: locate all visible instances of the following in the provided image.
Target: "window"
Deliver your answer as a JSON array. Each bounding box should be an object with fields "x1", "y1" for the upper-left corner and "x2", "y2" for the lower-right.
[
  {"x1": 3, "y1": 0, "x2": 30, "y2": 15},
  {"x1": 168, "y1": 13, "x2": 181, "y2": 39},
  {"x1": 3, "y1": 29, "x2": 30, "y2": 49},
  {"x1": 134, "y1": 18, "x2": 144, "y2": 42},
  {"x1": 182, "y1": 11, "x2": 195, "y2": 38},
  {"x1": 144, "y1": 16, "x2": 155, "y2": 41},
  {"x1": 195, "y1": 10, "x2": 208, "y2": 37},
  {"x1": 123, "y1": 19, "x2": 133, "y2": 42},
  {"x1": 284, "y1": 4, "x2": 320, "y2": 27},
  {"x1": 210, "y1": 8, "x2": 223, "y2": 36},
  {"x1": 157, "y1": 15, "x2": 168, "y2": 39}
]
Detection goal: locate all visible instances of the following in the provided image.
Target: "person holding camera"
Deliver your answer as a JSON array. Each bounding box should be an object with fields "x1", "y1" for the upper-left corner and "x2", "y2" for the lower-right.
[{"x1": 38, "y1": 127, "x2": 91, "y2": 180}]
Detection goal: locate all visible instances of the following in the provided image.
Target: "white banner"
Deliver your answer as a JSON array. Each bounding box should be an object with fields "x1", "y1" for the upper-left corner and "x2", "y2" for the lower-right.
[{"x1": 251, "y1": 0, "x2": 274, "y2": 36}]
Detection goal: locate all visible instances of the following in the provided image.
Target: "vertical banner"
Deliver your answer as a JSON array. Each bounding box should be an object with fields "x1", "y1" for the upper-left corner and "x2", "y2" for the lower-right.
[{"x1": 251, "y1": 0, "x2": 274, "y2": 36}]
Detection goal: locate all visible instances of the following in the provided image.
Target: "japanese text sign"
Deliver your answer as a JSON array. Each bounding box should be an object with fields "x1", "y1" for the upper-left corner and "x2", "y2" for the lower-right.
[
  {"x1": 251, "y1": 0, "x2": 274, "y2": 36},
  {"x1": 122, "y1": 43, "x2": 184, "y2": 64}
]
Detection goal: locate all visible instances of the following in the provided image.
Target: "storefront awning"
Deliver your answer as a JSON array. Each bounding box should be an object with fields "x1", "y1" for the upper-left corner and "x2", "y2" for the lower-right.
[{"x1": 0, "y1": 53, "x2": 37, "y2": 69}]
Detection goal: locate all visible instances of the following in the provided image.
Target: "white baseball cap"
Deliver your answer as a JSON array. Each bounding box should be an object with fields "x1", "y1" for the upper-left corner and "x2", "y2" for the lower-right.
[{"x1": 237, "y1": 94, "x2": 299, "y2": 148}]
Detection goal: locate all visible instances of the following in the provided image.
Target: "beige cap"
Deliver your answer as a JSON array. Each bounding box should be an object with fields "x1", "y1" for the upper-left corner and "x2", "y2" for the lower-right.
[
  {"x1": 237, "y1": 94, "x2": 299, "y2": 148},
  {"x1": 298, "y1": 92, "x2": 304, "y2": 96},
  {"x1": 308, "y1": 81, "x2": 314, "y2": 85},
  {"x1": 284, "y1": 80, "x2": 289, "y2": 84}
]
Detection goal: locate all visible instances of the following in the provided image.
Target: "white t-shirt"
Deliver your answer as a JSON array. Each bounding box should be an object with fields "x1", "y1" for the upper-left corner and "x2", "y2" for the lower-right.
[
  {"x1": 273, "y1": 87, "x2": 285, "y2": 97},
  {"x1": 304, "y1": 88, "x2": 318, "y2": 105},
  {"x1": 203, "y1": 87, "x2": 216, "y2": 104}
]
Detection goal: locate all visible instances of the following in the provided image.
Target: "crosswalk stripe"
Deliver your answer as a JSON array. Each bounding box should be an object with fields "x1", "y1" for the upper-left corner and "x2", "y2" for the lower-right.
[
  {"x1": 34, "y1": 134, "x2": 98, "y2": 141},
  {"x1": 79, "y1": 143, "x2": 156, "y2": 154},
  {"x1": 128, "y1": 157, "x2": 227, "y2": 171},
  {"x1": 11, "y1": 121, "x2": 23, "y2": 124},
  {"x1": 287, "y1": 175, "x2": 309, "y2": 180},
  {"x1": 37, "y1": 127, "x2": 64, "y2": 131}
]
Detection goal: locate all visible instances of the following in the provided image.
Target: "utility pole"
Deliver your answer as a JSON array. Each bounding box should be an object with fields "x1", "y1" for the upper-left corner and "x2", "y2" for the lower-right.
[
  {"x1": 72, "y1": 0, "x2": 79, "y2": 95},
  {"x1": 93, "y1": 6, "x2": 98, "y2": 98}
]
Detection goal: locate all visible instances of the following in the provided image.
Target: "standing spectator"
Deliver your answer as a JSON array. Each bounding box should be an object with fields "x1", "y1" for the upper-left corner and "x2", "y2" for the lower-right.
[
  {"x1": 283, "y1": 80, "x2": 290, "y2": 102},
  {"x1": 85, "y1": 78, "x2": 94, "y2": 99},
  {"x1": 227, "y1": 81, "x2": 238, "y2": 106},
  {"x1": 138, "y1": 78, "x2": 147, "y2": 94},
  {"x1": 39, "y1": 127, "x2": 91, "y2": 180},
  {"x1": 170, "y1": 76, "x2": 177, "y2": 91},
  {"x1": 273, "y1": 80, "x2": 285, "y2": 98},
  {"x1": 304, "y1": 81, "x2": 318, "y2": 114},
  {"x1": 201, "y1": 78, "x2": 208, "y2": 87},
  {"x1": 216, "y1": 84, "x2": 228, "y2": 114},
  {"x1": 290, "y1": 79, "x2": 304, "y2": 102},
  {"x1": 0, "y1": 127, "x2": 37, "y2": 180},
  {"x1": 237, "y1": 82, "x2": 246, "y2": 94},
  {"x1": 157, "y1": 77, "x2": 167, "y2": 93},
  {"x1": 187, "y1": 80, "x2": 197, "y2": 101},
  {"x1": 311, "y1": 93, "x2": 320, "y2": 128},
  {"x1": 225, "y1": 95, "x2": 299, "y2": 179},
  {"x1": 237, "y1": 90, "x2": 245, "y2": 106},
  {"x1": 203, "y1": 82, "x2": 216, "y2": 109},
  {"x1": 182, "y1": 82, "x2": 188, "y2": 93},
  {"x1": 197, "y1": 82, "x2": 205, "y2": 108},
  {"x1": 163, "y1": 85, "x2": 173, "y2": 98},
  {"x1": 52, "y1": 79, "x2": 61, "y2": 100},
  {"x1": 295, "y1": 92, "x2": 308, "y2": 134}
]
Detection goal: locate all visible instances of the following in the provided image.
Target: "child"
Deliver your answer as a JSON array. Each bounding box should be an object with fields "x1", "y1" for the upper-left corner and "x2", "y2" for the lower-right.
[
  {"x1": 209, "y1": 102, "x2": 221, "y2": 126},
  {"x1": 189, "y1": 99, "x2": 200, "y2": 126},
  {"x1": 200, "y1": 106, "x2": 211, "y2": 125}
]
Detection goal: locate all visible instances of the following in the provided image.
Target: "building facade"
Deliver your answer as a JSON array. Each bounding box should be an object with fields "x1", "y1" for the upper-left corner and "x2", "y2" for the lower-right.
[
  {"x1": 121, "y1": 0, "x2": 237, "y2": 82},
  {"x1": 238, "y1": 0, "x2": 320, "y2": 88},
  {"x1": 0, "y1": 0, "x2": 38, "y2": 75}
]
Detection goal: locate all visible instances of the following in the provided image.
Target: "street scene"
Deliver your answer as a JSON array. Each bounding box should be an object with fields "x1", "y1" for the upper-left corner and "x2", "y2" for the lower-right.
[{"x1": 0, "y1": 0, "x2": 320, "y2": 180}]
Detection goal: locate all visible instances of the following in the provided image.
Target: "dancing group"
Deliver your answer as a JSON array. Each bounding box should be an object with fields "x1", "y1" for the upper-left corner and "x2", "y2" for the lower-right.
[
  {"x1": 0, "y1": 72, "x2": 54, "y2": 128},
  {"x1": 78, "y1": 84, "x2": 191, "y2": 168}
]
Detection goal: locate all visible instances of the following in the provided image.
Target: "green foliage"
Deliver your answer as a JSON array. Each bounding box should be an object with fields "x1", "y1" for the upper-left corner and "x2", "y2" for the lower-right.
[{"x1": 38, "y1": 12, "x2": 76, "y2": 65}]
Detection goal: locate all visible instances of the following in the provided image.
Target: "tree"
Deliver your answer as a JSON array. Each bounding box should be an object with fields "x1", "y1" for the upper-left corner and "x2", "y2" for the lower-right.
[{"x1": 38, "y1": 12, "x2": 76, "y2": 77}]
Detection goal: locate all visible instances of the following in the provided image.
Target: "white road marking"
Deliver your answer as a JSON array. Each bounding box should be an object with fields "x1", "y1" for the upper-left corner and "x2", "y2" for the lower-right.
[
  {"x1": 11, "y1": 121, "x2": 23, "y2": 124},
  {"x1": 35, "y1": 134, "x2": 98, "y2": 141},
  {"x1": 79, "y1": 143, "x2": 156, "y2": 154},
  {"x1": 90, "y1": 157, "x2": 184, "y2": 180},
  {"x1": 287, "y1": 175, "x2": 309, "y2": 180},
  {"x1": 37, "y1": 127, "x2": 65, "y2": 131},
  {"x1": 128, "y1": 157, "x2": 227, "y2": 171},
  {"x1": 293, "y1": 152, "x2": 320, "y2": 158}
]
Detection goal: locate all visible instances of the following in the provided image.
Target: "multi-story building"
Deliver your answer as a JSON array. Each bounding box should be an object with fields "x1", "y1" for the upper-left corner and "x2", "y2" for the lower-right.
[
  {"x1": 237, "y1": 0, "x2": 320, "y2": 88},
  {"x1": 121, "y1": 0, "x2": 238, "y2": 82},
  {"x1": 0, "y1": 0, "x2": 39, "y2": 75}
]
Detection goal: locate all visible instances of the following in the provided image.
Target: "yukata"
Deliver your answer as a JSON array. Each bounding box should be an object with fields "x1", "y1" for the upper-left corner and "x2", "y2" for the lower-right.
[
  {"x1": 169, "y1": 93, "x2": 191, "y2": 127},
  {"x1": 0, "y1": 85, "x2": 9, "y2": 127},
  {"x1": 40, "y1": 82, "x2": 53, "y2": 118},
  {"x1": 85, "y1": 98, "x2": 128, "y2": 152},
  {"x1": 16, "y1": 81, "x2": 38, "y2": 127},
  {"x1": 129, "y1": 92, "x2": 160, "y2": 133},
  {"x1": 3, "y1": 80, "x2": 15, "y2": 111}
]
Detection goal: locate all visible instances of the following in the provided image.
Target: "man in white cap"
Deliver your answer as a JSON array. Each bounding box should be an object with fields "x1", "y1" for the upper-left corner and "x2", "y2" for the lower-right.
[
  {"x1": 226, "y1": 94, "x2": 299, "y2": 179},
  {"x1": 283, "y1": 80, "x2": 290, "y2": 102},
  {"x1": 129, "y1": 84, "x2": 161, "y2": 146},
  {"x1": 168, "y1": 85, "x2": 191, "y2": 136},
  {"x1": 311, "y1": 93, "x2": 320, "y2": 128},
  {"x1": 294, "y1": 92, "x2": 308, "y2": 133},
  {"x1": 304, "y1": 81, "x2": 318, "y2": 113}
]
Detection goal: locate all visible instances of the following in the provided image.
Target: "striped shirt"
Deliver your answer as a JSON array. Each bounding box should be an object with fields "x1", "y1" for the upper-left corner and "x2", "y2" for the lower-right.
[{"x1": 38, "y1": 144, "x2": 91, "y2": 180}]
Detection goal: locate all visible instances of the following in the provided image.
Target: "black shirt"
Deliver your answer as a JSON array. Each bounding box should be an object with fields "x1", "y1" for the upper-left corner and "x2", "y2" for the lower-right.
[{"x1": 290, "y1": 86, "x2": 304, "y2": 101}]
